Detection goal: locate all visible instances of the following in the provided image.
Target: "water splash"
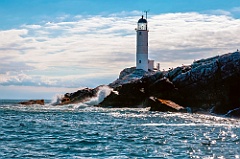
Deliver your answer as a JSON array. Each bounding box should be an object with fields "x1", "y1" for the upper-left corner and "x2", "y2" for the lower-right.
[
  {"x1": 51, "y1": 94, "x2": 64, "y2": 105},
  {"x1": 84, "y1": 85, "x2": 112, "y2": 106}
]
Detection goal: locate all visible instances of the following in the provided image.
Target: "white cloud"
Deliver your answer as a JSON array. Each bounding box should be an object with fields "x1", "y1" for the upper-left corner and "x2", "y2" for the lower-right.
[
  {"x1": 0, "y1": 11, "x2": 240, "y2": 90},
  {"x1": 0, "y1": 29, "x2": 28, "y2": 48},
  {"x1": 0, "y1": 70, "x2": 116, "y2": 88},
  {"x1": 149, "y1": 13, "x2": 240, "y2": 63},
  {"x1": 22, "y1": 24, "x2": 42, "y2": 29}
]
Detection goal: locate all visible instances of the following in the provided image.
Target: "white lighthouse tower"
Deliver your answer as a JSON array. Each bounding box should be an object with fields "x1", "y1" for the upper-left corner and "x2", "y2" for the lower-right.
[{"x1": 136, "y1": 15, "x2": 148, "y2": 71}]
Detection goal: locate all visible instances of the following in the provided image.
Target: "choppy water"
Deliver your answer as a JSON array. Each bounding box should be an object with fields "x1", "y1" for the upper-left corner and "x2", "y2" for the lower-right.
[{"x1": 0, "y1": 100, "x2": 239, "y2": 158}]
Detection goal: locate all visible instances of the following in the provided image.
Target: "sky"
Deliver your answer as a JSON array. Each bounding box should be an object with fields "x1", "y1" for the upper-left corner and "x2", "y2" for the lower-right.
[{"x1": 0, "y1": 0, "x2": 240, "y2": 99}]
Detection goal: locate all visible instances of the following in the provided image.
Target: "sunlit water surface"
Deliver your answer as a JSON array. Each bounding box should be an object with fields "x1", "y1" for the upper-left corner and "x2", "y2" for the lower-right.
[{"x1": 0, "y1": 100, "x2": 239, "y2": 158}]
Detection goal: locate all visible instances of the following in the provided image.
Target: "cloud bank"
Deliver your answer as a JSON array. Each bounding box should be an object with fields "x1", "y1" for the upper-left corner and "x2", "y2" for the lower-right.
[{"x1": 1, "y1": 11, "x2": 240, "y2": 91}]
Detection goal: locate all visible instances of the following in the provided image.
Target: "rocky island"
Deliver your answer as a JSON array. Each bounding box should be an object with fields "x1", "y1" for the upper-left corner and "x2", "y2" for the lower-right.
[
  {"x1": 19, "y1": 99, "x2": 45, "y2": 105},
  {"x1": 54, "y1": 51, "x2": 240, "y2": 118}
]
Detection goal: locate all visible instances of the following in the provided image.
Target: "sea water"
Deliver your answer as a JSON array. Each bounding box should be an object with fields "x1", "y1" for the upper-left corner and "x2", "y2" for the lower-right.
[{"x1": 0, "y1": 99, "x2": 239, "y2": 158}]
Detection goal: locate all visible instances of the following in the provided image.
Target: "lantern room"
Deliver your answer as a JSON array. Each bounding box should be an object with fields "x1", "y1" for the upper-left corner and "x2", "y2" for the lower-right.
[{"x1": 137, "y1": 15, "x2": 148, "y2": 30}]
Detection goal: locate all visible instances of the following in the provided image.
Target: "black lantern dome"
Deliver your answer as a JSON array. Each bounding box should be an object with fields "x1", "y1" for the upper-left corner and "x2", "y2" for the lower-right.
[{"x1": 138, "y1": 15, "x2": 147, "y2": 23}]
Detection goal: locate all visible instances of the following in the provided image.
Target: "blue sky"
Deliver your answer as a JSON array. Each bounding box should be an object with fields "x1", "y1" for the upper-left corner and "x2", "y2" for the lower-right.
[
  {"x1": 0, "y1": 0, "x2": 240, "y2": 99},
  {"x1": 1, "y1": 0, "x2": 240, "y2": 29}
]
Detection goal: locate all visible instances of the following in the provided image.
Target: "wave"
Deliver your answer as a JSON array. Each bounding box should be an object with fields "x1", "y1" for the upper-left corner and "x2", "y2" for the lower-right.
[
  {"x1": 51, "y1": 94, "x2": 64, "y2": 105},
  {"x1": 84, "y1": 85, "x2": 112, "y2": 106}
]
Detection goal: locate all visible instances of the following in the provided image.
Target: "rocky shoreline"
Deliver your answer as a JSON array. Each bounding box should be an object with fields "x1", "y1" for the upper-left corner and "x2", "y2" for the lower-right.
[
  {"x1": 19, "y1": 51, "x2": 240, "y2": 118},
  {"x1": 98, "y1": 51, "x2": 240, "y2": 117}
]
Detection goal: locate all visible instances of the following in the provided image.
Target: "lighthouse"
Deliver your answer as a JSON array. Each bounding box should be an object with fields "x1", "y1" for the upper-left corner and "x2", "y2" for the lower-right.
[{"x1": 136, "y1": 15, "x2": 149, "y2": 71}]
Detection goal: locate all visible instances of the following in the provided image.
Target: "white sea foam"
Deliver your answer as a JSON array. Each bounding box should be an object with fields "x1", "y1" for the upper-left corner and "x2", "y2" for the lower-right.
[
  {"x1": 84, "y1": 85, "x2": 112, "y2": 106},
  {"x1": 51, "y1": 94, "x2": 64, "y2": 105},
  {"x1": 140, "y1": 123, "x2": 239, "y2": 127}
]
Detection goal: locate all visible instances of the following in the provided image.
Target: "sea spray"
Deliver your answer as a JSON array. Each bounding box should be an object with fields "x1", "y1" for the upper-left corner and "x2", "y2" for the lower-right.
[
  {"x1": 85, "y1": 85, "x2": 112, "y2": 105},
  {"x1": 51, "y1": 94, "x2": 64, "y2": 105}
]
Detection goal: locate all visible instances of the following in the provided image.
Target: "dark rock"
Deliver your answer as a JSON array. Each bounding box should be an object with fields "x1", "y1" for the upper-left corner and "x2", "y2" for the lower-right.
[
  {"x1": 141, "y1": 71, "x2": 164, "y2": 86},
  {"x1": 60, "y1": 87, "x2": 99, "y2": 105},
  {"x1": 225, "y1": 107, "x2": 240, "y2": 118},
  {"x1": 170, "y1": 52, "x2": 240, "y2": 114},
  {"x1": 19, "y1": 99, "x2": 44, "y2": 105},
  {"x1": 166, "y1": 66, "x2": 191, "y2": 81},
  {"x1": 57, "y1": 85, "x2": 113, "y2": 105},
  {"x1": 101, "y1": 68, "x2": 162, "y2": 108},
  {"x1": 148, "y1": 77, "x2": 178, "y2": 99},
  {"x1": 99, "y1": 81, "x2": 148, "y2": 108}
]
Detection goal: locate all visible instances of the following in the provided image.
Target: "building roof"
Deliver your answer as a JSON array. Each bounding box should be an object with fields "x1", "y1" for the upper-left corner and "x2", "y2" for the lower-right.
[{"x1": 138, "y1": 16, "x2": 147, "y2": 23}]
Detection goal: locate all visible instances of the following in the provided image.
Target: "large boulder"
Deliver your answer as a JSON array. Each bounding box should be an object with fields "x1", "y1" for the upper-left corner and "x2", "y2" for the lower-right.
[
  {"x1": 54, "y1": 85, "x2": 112, "y2": 105},
  {"x1": 148, "y1": 77, "x2": 178, "y2": 99},
  {"x1": 99, "y1": 80, "x2": 148, "y2": 108},
  {"x1": 59, "y1": 87, "x2": 99, "y2": 105},
  {"x1": 146, "y1": 97, "x2": 186, "y2": 112}
]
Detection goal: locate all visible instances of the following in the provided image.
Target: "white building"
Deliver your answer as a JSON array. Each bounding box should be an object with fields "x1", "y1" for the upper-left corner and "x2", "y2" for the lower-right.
[
  {"x1": 148, "y1": 59, "x2": 154, "y2": 71},
  {"x1": 136, "y1": 15, "x2": 154, "y2": 71}
]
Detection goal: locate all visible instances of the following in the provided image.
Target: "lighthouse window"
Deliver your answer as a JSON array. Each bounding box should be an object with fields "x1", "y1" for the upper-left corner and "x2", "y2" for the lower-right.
[
  {"x1": 139, "y1": 32, "x2": 141, "y2": 35},
  {"x1": 139, "y1": 60, "x2": 141, "y2": 63}
]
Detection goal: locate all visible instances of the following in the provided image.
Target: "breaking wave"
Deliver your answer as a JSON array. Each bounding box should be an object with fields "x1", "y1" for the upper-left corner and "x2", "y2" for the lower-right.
[
  {"x1": 84, "y1": 85, "x2": 112, "y2": 105},
  {"x1": 51, "y1": 94, "x2": 64, "y2": 105}
]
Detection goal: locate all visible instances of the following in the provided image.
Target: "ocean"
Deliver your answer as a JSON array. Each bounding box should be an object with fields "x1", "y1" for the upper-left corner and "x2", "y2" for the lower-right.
[{"x1": 0, "y1": 99, "x2": 239, "y2": 158}]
